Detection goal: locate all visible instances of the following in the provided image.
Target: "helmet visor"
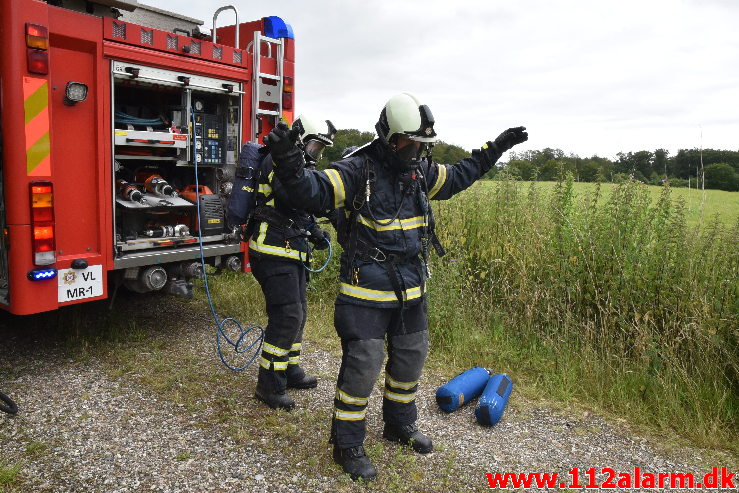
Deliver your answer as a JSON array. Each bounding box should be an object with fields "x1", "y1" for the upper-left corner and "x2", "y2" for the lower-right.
[
  {"x1": 304, "y1": 139, "x2": 327, "y2": 162},
  {"x1": 395, "y1": 139, "x2": 428, "y2": 163}
]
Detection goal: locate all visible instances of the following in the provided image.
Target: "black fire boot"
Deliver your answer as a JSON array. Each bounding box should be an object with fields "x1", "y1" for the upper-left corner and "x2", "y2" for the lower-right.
[
  {"x1": 383, "y1": 423, "x2": 433, "y2": 453},
  {"x1": 286, "y1": 364, "x2": 318, "y2": 389},
  {"x1": 255, "y1": 367, "x2": 295, "y2": 411},
  {"x1": 333, "y1": 445, "x2": 377, "y2": 482}
]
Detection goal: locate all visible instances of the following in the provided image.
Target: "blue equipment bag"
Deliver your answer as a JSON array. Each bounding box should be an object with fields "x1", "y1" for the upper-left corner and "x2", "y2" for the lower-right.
[
  {"x1": 226, "y1": 141, "x2": 265, "y2": 230},
  {"x1": 475, "y1": 373, "x2": 513, "y2": 426},
  {"x1": 435, "y1": 366, "x2": 490, "y2": 413}
]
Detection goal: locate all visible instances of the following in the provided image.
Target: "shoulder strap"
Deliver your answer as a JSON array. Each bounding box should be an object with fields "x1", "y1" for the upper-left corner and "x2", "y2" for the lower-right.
[
  {"x1": 418, "y1": 166, "x2": 445, "y2": 258},
  {"x1": 343, "y1": 155, "x2": 371, "y2": 271}
]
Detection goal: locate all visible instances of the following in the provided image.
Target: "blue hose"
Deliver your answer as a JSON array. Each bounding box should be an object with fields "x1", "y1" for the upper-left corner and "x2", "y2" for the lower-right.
[
  {"x1": 298, "y1": 237, "x2": 333, "y2": 273},
  {"x1": 191, "y1": 107, "x2": 263, "y2": 371}
]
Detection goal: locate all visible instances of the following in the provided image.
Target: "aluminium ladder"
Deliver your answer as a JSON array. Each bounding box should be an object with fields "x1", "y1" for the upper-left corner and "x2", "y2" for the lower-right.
[{"x1": 250, "y1": 31, "x2": 284, "y2": 141}]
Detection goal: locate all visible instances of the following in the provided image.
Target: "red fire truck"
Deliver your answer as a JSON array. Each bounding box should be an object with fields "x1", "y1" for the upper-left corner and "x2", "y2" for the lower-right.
[{"x1": 0, "y1": 0, "x2": 296, "y2": 315}]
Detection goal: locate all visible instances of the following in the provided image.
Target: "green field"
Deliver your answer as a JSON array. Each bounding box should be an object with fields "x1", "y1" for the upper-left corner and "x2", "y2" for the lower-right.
[
  {"x1": 302, "y1": 177, "x2": 739, "y2": 453},
  {"x1": 506, "y1": 180, "x2": 738, "y2": 227}
]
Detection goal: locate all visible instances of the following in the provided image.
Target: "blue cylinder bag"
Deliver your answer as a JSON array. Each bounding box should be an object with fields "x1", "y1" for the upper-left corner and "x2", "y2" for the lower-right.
[
  {"x1": 475, "y1": 373, "x2": 513, "y2": 426},
  {"x1": 435, "y1": 366, "x2": 490, "y2": 413}
]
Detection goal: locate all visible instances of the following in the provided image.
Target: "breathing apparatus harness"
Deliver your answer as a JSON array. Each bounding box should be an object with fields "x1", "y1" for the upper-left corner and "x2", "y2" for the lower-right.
[
  {"x1": 340, "y1": 143, "x2": 445, "y2": 316},
  {"x1": 248, "y1": 160, "x2": 333, "y2": 274},
  {"x1": 190, "y1": 106, "x2": 263, "y2": 371}
]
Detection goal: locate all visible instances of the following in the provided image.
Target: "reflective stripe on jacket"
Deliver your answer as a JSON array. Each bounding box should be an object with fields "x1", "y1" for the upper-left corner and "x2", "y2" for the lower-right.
[
  {"x1": 274, "y1": 139, "x2": 489, "y2": 307},
  {"x1": 248, "y1": 153, "x2": 312, "y2": 263}
]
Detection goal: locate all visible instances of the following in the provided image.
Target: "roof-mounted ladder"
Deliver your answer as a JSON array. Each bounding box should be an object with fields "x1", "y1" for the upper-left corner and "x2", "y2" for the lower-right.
[{"x1": 250, "y1": 31, "x2": 284, "y2": 141}]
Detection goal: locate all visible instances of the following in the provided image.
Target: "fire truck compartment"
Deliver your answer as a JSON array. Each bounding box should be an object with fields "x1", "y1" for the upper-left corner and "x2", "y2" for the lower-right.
[{"x1": 111, "y1": 62, "x2": 241, "y2": 269}]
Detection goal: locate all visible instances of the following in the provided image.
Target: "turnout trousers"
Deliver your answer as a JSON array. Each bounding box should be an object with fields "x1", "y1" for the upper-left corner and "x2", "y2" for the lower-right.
[
  {"x1": 250, "y1": 253, "x2": 308, "y2": 392},
  {"x1": 331, "y1": 299, "x2": 429, "y2": 449}
]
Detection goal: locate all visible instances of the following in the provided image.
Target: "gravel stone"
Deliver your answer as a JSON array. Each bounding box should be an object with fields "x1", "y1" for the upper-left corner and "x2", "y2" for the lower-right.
[{"x1": 1, "y1": 297, "x2": 734, "y2": 492}]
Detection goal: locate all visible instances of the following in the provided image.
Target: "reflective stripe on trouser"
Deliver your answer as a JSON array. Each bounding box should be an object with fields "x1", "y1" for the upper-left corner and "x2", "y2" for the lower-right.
[
  {"x1": 382, "y1": 330, "x2": 428, "y2": 426},
  {"x1": 287, "y1": 342, "x2": 302, "y2": 366},
  {"x1": 332, "y1": 339, "x2": 385, "y2": 448},
  {"x1": 331, "y1": 303, "x2": 429, "y2": 449},
  {"x1": 251, "y1": 254, "x2": 308, "y2": 392},
  {"x1": 285, "y1": 342, "x2": 305, "y2": 381}
]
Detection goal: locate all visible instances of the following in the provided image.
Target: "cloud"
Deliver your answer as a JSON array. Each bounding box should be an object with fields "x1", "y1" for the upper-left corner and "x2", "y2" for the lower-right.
[{"x1": 148, "y1": 0, "x2": 739, "y2": 158}]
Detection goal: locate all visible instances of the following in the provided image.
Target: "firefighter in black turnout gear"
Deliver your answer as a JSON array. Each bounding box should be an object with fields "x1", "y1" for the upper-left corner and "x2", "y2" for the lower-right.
[
  {"x1": 250, "y1": 114, "x2": 336, "y2": 411},
  {"x1": 264, "y1": 93, "x2": 528, "y2": 481}
]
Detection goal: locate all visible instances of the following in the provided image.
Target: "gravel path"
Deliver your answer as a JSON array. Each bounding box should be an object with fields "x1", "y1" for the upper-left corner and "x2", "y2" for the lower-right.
[{"x1": 1, "y1": 298, "x2": 735, "y2": 492}]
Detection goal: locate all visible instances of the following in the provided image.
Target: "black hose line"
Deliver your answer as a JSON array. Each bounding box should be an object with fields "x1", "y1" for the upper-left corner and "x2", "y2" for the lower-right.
[{"x1": 0, "y1": 391, "x2": 17, "y2": 415}]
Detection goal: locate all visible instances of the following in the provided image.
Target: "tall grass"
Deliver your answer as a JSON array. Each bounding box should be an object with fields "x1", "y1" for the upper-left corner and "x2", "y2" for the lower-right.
[
  {"x1": 208, "y1": 177, "x2": 737, "y2": 451},
  {"x1": 428, "y1": 176, "x2": 738, "y2": 451}
]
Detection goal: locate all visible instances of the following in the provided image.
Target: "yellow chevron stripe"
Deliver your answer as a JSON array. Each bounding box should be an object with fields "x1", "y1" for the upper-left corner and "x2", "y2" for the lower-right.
[
  {"x1": 26, "y1": 132, "x2": 50, "y2": 174},
  {"x1": 23, "y1": 77, "x2": 50, "y2": 176},
  {"x1": 24, "y1": 80, "x2": 49, "y2": 125}
]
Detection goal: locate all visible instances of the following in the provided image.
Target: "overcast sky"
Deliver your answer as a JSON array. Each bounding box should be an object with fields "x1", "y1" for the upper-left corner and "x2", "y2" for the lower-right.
[{"x1": 166, "y1": 0, "x2": 738, "y2": 160}]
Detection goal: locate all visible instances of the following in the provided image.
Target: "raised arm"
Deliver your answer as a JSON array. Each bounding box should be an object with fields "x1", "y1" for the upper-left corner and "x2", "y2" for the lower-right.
[
  {"x1": 424, "y1": 126, "x2": 528, "y2": 200},
  {"x1": 264, "y1": 122, "x2": 355, "y2": 215}
]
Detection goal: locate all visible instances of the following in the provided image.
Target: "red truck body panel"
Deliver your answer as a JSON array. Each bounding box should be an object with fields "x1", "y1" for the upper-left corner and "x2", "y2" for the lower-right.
[{"x1": 0, "y1": 0, "x2": 295, "y2": 314}]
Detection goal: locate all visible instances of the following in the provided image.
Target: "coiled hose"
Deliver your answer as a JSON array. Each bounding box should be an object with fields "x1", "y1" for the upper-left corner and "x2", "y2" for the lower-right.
[{"x1": 191, "y1": 107, "x2": 263, "y2": 371}]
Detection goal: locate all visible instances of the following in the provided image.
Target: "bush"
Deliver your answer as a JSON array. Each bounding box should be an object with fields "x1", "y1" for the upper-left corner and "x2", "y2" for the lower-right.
[
  {"x1": 704, "y1": 163, "x2": 739, "y2": 191},
  {"x1": 667, "y1": 178, "x2": 688, "y2": 188},
  {"x1": 612, "y1": 172, "x2": 628, "y2": 183}
]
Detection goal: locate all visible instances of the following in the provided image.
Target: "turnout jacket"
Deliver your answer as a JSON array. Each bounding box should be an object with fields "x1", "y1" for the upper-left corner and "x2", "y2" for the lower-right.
[
  {"x1": 274, "y1": 139, "x2": 493, "y2": 307},
  {"x1": 248, "y1": 153, "x2": 314, "y2": 262}
]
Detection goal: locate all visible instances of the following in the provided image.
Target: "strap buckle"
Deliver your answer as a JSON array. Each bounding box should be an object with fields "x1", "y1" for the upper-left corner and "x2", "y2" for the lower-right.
[{"x1": 367, "y1": 247, "x2": 387, "y2": 262}]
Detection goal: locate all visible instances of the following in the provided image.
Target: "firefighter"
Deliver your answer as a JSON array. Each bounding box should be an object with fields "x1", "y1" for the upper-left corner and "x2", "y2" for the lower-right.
[
  {"x1": 250, "y1": 114, "x2": 336, "y2": 411},
  {"x1": 263, "y1": 93, "x2": 527, "y2": 480}
]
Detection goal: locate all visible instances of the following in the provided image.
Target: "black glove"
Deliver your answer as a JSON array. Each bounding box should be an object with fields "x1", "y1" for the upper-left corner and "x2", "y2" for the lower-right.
[
  {"x1": 481, "y1": 126, "x2": 528, "y2": 166},
  {"x1": 263, "y1": 122, "x2": 305, "y2": 179},
  {"x1": 264, "y1": 121, "x2": 299, "y2": 158},
  {"x1": 308, "y1": 224, "x2": 330, "y2": 250}
]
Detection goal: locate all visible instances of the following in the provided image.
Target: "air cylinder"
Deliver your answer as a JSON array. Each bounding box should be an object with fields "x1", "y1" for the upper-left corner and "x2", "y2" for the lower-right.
[
  {"x1": 435, "y1": 366, "x2": 490, "y2": 413},
  {"x1": 475, "y1": 373, "x2": 513, "y2": 426}
]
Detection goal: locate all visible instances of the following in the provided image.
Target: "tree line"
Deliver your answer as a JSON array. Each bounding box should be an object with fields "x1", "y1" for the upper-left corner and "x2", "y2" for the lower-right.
[
  {"x1": 320, "y1": 129, "x2": 739, "y2": 192},
  {"x1": 506, "y1": 148, "x2": 739, "y2": 191}
]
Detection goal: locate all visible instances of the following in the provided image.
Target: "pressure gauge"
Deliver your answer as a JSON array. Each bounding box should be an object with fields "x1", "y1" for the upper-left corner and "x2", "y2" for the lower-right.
[
  {"x1": 195, "y1": 140, "x2": 202, "y2": 150},
  {"x1": 194, "y1": 100, "x2": 204, "y2": 112}
]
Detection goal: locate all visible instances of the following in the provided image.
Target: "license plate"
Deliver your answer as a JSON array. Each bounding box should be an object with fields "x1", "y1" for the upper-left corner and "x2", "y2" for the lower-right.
[{"x1": 58, "y1": 265, "x2": 103, "y2": 302}]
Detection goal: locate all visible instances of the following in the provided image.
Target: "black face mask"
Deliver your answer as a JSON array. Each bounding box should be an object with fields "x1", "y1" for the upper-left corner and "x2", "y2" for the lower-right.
[
  {"x1": 391, "y1": 140, "x2": 426, "y2": 172},
  {"x1": 303, "y1": 139, "x2": 326, "y2": 163}
]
